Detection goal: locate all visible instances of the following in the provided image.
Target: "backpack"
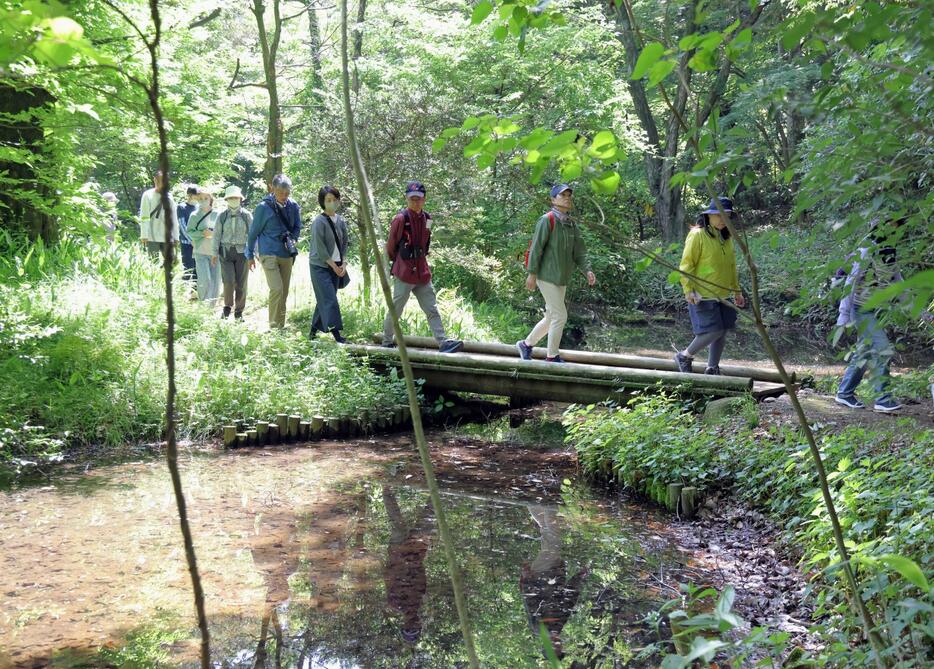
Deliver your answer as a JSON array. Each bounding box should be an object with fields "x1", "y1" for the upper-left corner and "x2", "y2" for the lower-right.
[
  {"x1": 398, "y1": 208, "x2": 431, "y2": 260},
  {"x1": 523, "y1": 211, "x2": 557, "y2": 269}
]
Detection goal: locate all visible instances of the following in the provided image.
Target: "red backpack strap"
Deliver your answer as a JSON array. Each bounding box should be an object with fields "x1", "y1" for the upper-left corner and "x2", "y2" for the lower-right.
[{"x1": 546, "y1": 211, "x2": 556, "y2": 230}]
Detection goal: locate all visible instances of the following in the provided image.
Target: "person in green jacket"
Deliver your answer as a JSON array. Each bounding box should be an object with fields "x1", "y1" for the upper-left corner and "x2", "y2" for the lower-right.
[
  {"x1": 517, "y1": 184, "x2": 596, "y2": 362},
  {"x1": 673, "y1": 197, "x2": 746, "y2": 375}
]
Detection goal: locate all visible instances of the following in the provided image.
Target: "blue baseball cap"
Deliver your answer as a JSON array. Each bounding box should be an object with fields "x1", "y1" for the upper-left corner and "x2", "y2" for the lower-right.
[
  {"x1": 405, "y1": 181, "x2": 426, "y2": 198},
  {"x1": 550, "y1": 183, "x2": 572, "y2": 198}
]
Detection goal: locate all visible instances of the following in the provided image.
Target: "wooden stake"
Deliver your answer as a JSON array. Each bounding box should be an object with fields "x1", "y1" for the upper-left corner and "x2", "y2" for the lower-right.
[
  {"x1": 247, "y1": 429, "x2": 258, "y2": 446},
  {"x1": 222, "y1": 425, "x2": 237, "y2": 449},
  {"x1": 667, "y1": 483, "x2": 683, "y2": 512},
  {"x1": 327, "y1": 416, "x2": 341, "y2": 437},
  {"x1": 268, "y1": 424, "x2": 280, "y2": 444},
  {"x1": 288, "y1": 415, "x2": 301, "y2": 439},
  {"x1": 256, "y1": 421, "x2": 269, "y2": 445},
  {"x1": 299, "y1": 421, "x2": 310, "y2": 439},
  {"x1": 276, "y1": 414, "x2": 289, "y2": 440},
  {"x1": 310, "y1": 415, "x2": 324, "y2": 439},
  {"x1": 681, "y1": 487, "x2": 698, "y2": 520},
  {"x1": 236, "y1": 432, "x2": 248, "y2": 448}
]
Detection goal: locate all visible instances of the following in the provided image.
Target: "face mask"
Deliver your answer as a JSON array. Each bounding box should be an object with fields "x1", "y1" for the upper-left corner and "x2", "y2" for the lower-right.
[
  {"x1": 226, "y1": 200, "x2": 240, "y2": 211},
  {"x1": 324, "y1": 200, "x2": 339, "y2": 213}
]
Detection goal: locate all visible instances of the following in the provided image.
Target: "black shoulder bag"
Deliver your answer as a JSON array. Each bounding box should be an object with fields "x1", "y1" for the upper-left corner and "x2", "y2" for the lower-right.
[
  {"x1": 270, "y1": 202, "x2": 298, "y2": 259},
  {"x1": 324, "y1": 214, "x2": 351, "y2": 289}
]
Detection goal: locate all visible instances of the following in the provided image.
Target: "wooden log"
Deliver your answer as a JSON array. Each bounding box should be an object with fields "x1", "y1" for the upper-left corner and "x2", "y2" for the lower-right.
[
  {"x1": 680, "y1": 487, "x2": 698, "y2": 520},
  {"x1": 359, "y1": 410, "x2": 371, "y2": 434},
  {"x1": 288, "y1": 415, "x2": 301, "y2": 439},
  {"x1": 666, "y1": 483, "x2": 683, "y2": 513},
  {"x1": 348, "y1": 344, "x2": 753, "y2": 394},
  {"x1": 370, "y1": 334, "x2": 791, "y2": 384},
  {"x1": 401, "y1": 405, "x2": 411, "y2": 424},
  {"x1": 245, "y1": 429, "x2": 256, "y2": 446},
  {"x1": 236, "y1": 432, "x2": 248, "y2": 448},
  {"x1": 350, "y1": 418, "x2": 362, "y2": 436},
  {"x1": 299, "y1": 421, "x2": 310, "y2": 439},
  {"x1": 393, "y1": 406, "x2": 403, "y2": 426},
  {"x1": 222, "y1": 425, "x2": 238, "y2": 449},
  {"x1": 256, "y1": 421, "x2": 269, "y2": 445},
  {"x1": 268, "y1": 424, "x2": 280, "y2": 444},
  {"x1": 276, "y1": 414, "x2": 289, "y2": 440},
  {"x1": 327, "y1": 416, "x2": 341, "y2": 437},
  {"x1": 310, "y1": 415, "x2": 324, "y2": 439},
  {"x1": 339, "y1": 416, "x2": 350, "y2": 436}
]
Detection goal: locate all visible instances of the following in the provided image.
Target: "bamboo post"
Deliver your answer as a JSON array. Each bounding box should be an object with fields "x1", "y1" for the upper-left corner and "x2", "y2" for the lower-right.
[
  {"x1": 288, "y1": 415, "x2": 301, "y2": 439},
  {"x1": 310, "y1": 415, "x2": 324, "y2": 439},
  {"x1": 247, "y1": 429, "x2": 258, "y2": 446},
  {"x1": 222, "y1": 425, "x2": 237, "y2": 449},
  {"x1": 276, "y1": 414, "x2": 289, "y2": 440},
  {"x1": 236, "y1": 432, "x2": 248, "y2": 448},
  {"x1": 256, "y1": 421, "x2": 269, "y2": 445},
  {"x1": 268, "y1": 424, "x2": 280, "y2": 444},
  {"x1": 680, "y1": 487, "x2": 698, "y2": 520},
  {"x1": 666, "y1": 483, "x2": 683, "y2": 513}
]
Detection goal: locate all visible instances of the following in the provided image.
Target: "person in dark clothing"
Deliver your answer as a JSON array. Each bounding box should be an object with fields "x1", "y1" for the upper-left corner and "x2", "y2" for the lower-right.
[
  {"x1": 520, "y1": 504, "x2": 587, "y2": 660},
  {"x1": 308, "y1": 185, "x2": 350, "y2": 343},
  {"x1": 383, "y1": 487, "x2": 433, "y2": 647},
  {"x1": 381, "y1": 180, "x2": 463, "y2": 353},
  {"x1": 177, "y1": 185, "x2": 198, "y2": 285}
]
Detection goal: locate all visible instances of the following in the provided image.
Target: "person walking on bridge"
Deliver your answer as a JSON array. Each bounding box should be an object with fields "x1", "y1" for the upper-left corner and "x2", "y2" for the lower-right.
[
  {"x1": 673, "y1": 197, "x2": 745, "y2": 376},
  {"x1": 517, "y1": 184, "x2": 596, "y2": 363},
  {"x1": 381, "y1": 181, "x2": 463, "y2": 353}
]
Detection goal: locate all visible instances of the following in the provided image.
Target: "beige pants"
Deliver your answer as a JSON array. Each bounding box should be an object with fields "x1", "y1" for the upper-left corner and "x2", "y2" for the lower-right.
[
  {"x1": 525, "y1": 279, "x2": 567, "y2": 357},
  {"x1": 260, "y1": 255, "x2": 294, "y2": 329}
]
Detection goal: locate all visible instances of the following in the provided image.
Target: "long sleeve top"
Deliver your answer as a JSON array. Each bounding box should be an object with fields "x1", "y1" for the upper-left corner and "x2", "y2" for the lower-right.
[
  {"x1": 138, "y1": 188, "x2": 178, "y2": 243},
  {"x1": 245, "y1": 194, "x2": 302, "y2": 259},
  {"x1": 308, "y1": 213, "x2": 349, "y2": 268},
  {"x1": 212, "y1": 208, "x2": 253, "y2": 256},
  {"x1": 526, "y1": 208, "x2": 590, "y2": 286},
  {"x1": 678, "y1": 226, "x2": 740, "y2": 299}
]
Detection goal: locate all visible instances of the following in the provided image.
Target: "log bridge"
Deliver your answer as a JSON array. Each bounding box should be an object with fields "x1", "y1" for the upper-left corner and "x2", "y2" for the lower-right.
[{"x1": 346, "y1": 336, "x2": 796, "y2": 404}]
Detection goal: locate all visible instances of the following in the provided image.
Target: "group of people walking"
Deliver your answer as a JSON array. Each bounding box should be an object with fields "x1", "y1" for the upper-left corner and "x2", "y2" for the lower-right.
[{"x1": 136, "y1": 172, "x2": 910, "y2": 413}]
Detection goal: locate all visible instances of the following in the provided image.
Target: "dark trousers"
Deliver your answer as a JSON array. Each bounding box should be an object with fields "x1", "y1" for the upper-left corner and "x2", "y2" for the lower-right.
[
  {"x1": 310, "y1": 263, "x2": 343, "y2": 334},
  {"x1": 180, "y1": 242, "x2": 197, "y2": 281},
  {"x1": 220, "y1": 247, "x2": 248, "y2": 315}
]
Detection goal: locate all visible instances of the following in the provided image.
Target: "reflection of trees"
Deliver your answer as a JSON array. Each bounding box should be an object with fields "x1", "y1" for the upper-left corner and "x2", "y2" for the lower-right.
[
  {"x1": 212, "y1": 482, "x2": 671, "y2": 668},
  {"x1": 520, "y1": 504, "x2": 586, "y2": 660}
]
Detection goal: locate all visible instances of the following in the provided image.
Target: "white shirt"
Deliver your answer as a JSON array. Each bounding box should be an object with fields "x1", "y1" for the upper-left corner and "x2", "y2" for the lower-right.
[{"x1": 138, "y1": 188, "x2": 178, "y2": 242}]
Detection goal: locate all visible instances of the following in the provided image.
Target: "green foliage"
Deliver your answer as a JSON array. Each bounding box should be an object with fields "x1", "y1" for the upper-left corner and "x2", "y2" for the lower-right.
[
  {"x1": 566, "y1": 394, "x2": 934, "y2": 666},
  {"x1": 0, "y1": 235, "x2": 407, "y2": 471}
]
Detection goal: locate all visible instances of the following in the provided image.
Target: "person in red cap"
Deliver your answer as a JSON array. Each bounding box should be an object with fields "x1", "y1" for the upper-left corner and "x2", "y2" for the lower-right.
[{"x1": 382, "y1": 181, "x2": 463, "y2": 353}]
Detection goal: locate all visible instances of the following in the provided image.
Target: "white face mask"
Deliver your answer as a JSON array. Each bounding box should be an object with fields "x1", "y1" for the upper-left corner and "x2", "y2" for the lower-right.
[{"x1": 226, "y1": 199, "x2": 240, "y2": 211}]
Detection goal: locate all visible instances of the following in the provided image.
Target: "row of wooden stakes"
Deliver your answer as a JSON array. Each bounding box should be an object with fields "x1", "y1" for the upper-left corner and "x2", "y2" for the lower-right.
[{"x1": 221, "y1": 405, "x2": 414, "y2": 449}]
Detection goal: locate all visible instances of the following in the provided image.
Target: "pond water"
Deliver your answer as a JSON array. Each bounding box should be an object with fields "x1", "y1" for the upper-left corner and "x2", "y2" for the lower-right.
[{"x1": 1, "y1": 408, "x2": 709, "y2": 668}]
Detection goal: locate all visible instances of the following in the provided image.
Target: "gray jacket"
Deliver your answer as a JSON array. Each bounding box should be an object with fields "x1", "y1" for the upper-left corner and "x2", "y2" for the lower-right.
[
  {"x1": 308, "y1": 213, "x2": 349, "y2": 268},
  {"x1": 212, "y1": 208, "x2": 253, "y2": 257}
]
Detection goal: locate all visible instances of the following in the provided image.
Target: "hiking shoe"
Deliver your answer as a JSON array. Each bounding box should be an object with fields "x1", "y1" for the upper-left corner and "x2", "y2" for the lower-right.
[
  {"x1": 704, "y1": 366, "x2": 721, "y2": 375},
  {"x1": 546, "y1": 355, "x2": 566, "y2": 363},
  {"x1": 516, "y1": 340, "x2": 533, "y2": 360},
  {"x1": 834, "y1": 395, "x2": 865, "y2": 409},
  {"x1": 439, "y1": 339, "x2": 464, "y2": 354},
  {"x1": 673, "y1": 351, "x2": 694, "y2": 373},
  {"x1": 331, "y1": 330, "x2": 348, "y2": 344},
  {"x1": 234, "y1": 311, "x2": 243, "y2": 321},
  {"x1": 221, "y1": 306, "x2": 231, "y2": 319},
  {"x1": 381, "y1": 341, "x2": 397, "y2": 348},
  {"x1": 873, "y1": 398, "x2": 903, "y2": 413}
]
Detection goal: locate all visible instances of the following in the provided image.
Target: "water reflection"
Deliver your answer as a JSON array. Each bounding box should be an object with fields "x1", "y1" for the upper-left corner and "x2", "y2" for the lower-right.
[
  {"x1": 383, "y1": 487, "x2": 432, "y2": 649},
  {"x1": 520, "y1": 505, "x2": 586, "y2": 660}
]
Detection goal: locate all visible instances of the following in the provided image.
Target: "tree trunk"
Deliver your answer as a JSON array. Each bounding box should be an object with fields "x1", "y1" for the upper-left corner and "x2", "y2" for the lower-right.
[
  {"x1": 253, "y1": 0, "x2": 284, "y2": 185},
  {"x1": 306, "y1": 0, "x2": 323, "y2": 107},
  {"x1": 0, "y1": 81, "x2": 57, "y2": 242}
]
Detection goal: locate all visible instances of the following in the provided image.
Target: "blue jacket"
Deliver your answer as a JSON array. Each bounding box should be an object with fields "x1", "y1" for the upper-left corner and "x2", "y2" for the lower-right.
[
  {"x1": 177, "y1": 202, "x2": 196, "y2": 245},
  {"x1": 245, "y1": 194, "x2": 302, "y2": 259}
]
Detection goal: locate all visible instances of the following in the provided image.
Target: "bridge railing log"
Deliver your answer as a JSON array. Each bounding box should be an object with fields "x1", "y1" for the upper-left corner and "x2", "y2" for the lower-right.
[{"x1": 370, "y1": 334, "x2": 792, "y2": 385}]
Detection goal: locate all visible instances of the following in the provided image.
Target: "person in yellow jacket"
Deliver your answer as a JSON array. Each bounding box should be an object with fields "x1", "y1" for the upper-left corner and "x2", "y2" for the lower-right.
[{"x1": 673, "y1": 197, "x2": 746, "y2": 375}]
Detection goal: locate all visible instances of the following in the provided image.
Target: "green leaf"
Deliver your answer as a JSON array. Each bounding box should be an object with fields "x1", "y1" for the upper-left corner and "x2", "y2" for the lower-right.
[
  {"x1": 431, "y1": 137, "x2": 448, "y2": 153},
  {"x1": 647, "y1": 59, "x2": 676, "y2": 87},
  {"x1": 470, "y1": 1, "x2": 493, "y2": 24},
  {"x1": 667, "y1": 270, "x2": 681, "y2": 286},
  {"x1": 538, "y1": 129, "x2": 579, "y2": 156},
  {"x1": 631, "y1": 42, "x2": 665, "y2": 80},
  {"x1": 878, "y1": 555, "x2": 931, "y2": 592},
  {"x1": 587, "y1": 130, "x2": 616, "y2": 160},
  {"x1": 591, "y1": 171, "x2": 620, "y2": 195},
  {"x1": 561, "y1": 159, "x2": 582, "y2": 180},
  {"x1": 683, "y1": 637, "x2": 727, "y2": 663},
  {"x1": 492, "y1": 25, "x2": 508, "y2": 41},
  {"x1": 781, "y1": 13, "x2": 816, "y2": 51}
]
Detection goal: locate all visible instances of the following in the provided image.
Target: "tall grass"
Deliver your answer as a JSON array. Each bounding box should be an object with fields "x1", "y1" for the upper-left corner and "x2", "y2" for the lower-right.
[{"x1": 0, "y1": 235, "x2": 535, "y2": 469}]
